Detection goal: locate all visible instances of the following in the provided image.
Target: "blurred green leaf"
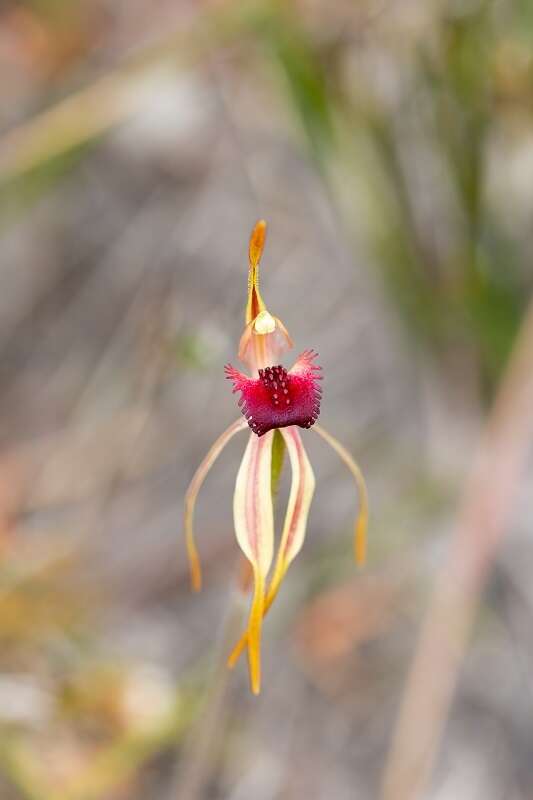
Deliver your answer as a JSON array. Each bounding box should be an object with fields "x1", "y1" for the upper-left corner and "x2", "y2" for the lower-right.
[
  {"x1": 245, "y1": 2, "x2": 334, "y2": 165},
  {"x1": 0, "y1": 142, "x2": 90, "y2": 227}
]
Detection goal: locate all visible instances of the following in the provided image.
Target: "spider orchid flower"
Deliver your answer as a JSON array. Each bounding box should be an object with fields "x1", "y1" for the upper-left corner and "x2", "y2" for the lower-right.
[{"x1": 184, "y1": 220, "x2": 368, "y2": 694}]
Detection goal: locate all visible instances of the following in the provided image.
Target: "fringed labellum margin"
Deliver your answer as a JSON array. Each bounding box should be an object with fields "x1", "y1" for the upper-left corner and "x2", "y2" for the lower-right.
[{"x1": 184, "y1": 220, "x2": 368, "y2": 694}]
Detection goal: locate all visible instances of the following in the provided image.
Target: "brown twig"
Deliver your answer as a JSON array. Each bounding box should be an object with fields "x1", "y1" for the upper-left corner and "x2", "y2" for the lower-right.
[
  {"x1": 170, "y1": 584, "x2": 248, "y2": 800},
  {"x1": 381, "y1": 297, "x2": 533, "y2": 800}
]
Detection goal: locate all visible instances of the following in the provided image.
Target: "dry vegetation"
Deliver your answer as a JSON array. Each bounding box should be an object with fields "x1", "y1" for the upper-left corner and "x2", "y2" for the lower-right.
[{"x1": 1, "y1": 1, "x2": 533, "y2": 798}]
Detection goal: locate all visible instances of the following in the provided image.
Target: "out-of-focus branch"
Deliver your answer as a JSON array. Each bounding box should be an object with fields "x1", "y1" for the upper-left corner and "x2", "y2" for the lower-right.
[
  {"x1": 170, "y1": 585, "x2": 248, "y2": 800},
  {"x1": 381, "y1": 296, "x2": 533, "y2": 800},
  {"x1": 0, "y1": 6, "x2": 233, "y2": 184}
]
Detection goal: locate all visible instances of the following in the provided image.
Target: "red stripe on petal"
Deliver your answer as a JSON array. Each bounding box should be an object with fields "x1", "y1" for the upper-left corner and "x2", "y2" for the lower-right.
[
  {"x1": 233, "y1": 432, "x2": 274, "y2": 574},
  {"x1": 284, "y1": 429, "x2": 307, "y2": 553},
  {"x1": 227, "y1": 427, "x2": 315, "y2": 669}
]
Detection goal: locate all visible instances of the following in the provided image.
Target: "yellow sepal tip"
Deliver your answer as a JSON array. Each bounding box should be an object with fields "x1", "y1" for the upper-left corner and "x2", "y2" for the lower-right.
[
  {"x1": 249, "y1": 219, "x2": 267, "y2": 267},
  {"x1": 247, "y1": 566, "x2": 265, "y2": 695},
  {"x1": 228, "y1": 428, "x2": 315, "y2": 669},
  {"x1": 312, "y1": 423, "x2": 369, "y2": 568},
  {"x1": 246, "y1": 220, "x2": 268, "y2": 325},
  {"x1": 183, "y1": 419, "x2": 248, "y2": 594},
  {"x1": 227, "y1": 557, "x2": 289, "y2": 669}
]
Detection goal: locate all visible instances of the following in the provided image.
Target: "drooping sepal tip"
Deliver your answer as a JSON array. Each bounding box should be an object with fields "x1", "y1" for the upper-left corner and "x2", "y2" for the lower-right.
[
  {"x1": 355, "y1": 511, "x2": 368, "y2": 567},
  {"x1": 249, "y1": 219, "x2": 267, "y2": 267},
  {"x1": 228, "y1": 428, "x2": 315, "y2": 669},
  {"x1": 312, "y1": 424, "x2": 369, "y2": 569},
  {"x1": 183, "y1": 419, "x2": 248, "y2": 595},
  {"x1": 247, "y1": 565, "x2": 265, "y2": 694},
  {"x1": 187, "y1": 538, "x2": 202, "y2": 592},
  {"x1": 185, "y1": 497, "x2": 203, "y2": 592}
]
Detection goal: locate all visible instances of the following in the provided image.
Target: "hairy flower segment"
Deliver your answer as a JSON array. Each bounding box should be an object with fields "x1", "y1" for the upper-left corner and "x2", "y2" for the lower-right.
[
  {"x1": 225, "y1": 350, "x2": 322, "y2": 436},
  {"x1": 184, "y1": 220, "x2": 368, "y2": 694}
]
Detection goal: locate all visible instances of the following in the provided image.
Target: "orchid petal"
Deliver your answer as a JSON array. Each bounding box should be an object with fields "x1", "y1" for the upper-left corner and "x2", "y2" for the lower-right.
[
  {"x1": 233, "y1": 431, "x2": 275, "y2": 694},
  {"x1": 228, "y1": 427, "x2": 315, "y2": 667},
  {"x1": 313, "y1": 423, "x2": 368, "y2": 565},
  {"x1": 184, "y1": 418, "x2": 248, "y2": 591}
]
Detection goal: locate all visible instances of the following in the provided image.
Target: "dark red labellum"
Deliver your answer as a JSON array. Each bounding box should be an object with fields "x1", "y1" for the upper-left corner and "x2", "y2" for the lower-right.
[{"x1": 225, "y1": 354, "x2": 322, "y2": 436}]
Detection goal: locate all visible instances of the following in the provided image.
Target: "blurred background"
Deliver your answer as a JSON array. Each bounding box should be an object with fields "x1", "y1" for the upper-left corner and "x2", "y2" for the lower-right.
[{"x1": 1, "y1": 0, "x2": 533, "y2": 798}]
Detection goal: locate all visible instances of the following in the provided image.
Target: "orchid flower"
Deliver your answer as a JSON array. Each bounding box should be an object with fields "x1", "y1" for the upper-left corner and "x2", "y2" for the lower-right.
[{"x1": 184, "y1": 221, "x2": 368, "y2": 694}]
